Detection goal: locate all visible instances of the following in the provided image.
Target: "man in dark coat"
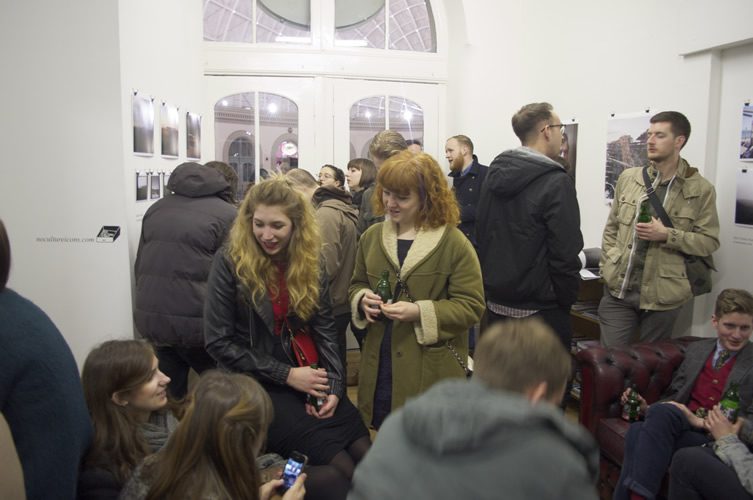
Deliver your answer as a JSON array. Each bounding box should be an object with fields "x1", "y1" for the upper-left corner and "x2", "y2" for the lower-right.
[
  {"x1": 476, "y1": 102, "x2": 583, "y2": 351},
  {"x1": 445, "y1": 134, "x2": 488, "y2": 249},
  {"x1": 134, "y1": 162, "x2": 237, "y2": 398}
]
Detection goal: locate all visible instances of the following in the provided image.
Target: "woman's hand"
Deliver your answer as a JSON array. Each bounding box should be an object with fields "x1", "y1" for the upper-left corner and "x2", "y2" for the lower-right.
[
  {"x1": 286, "y1": 366, "x2": 329, "y2": 397},
  {"x1": 282, "y1": 473, "x2": 307, "y2": 500},
  {"x1": 260, "y1": 479, "x2": 283, "y2": 500},
  {"x1": 666, "y1": 401, "x2": 706, "y2": 429},
  {"x1": 306, "y1": 394, "x2": 340, "y2": 419},
  {"x1": 381, "y1": 301, "x2": 420, "y2": 322},
  {"x1": 706, "y1": 405, "x2": 743, "y2": 441},
  {"x1": 360, "y1": 291, "x2": 384, "y2": 323}
]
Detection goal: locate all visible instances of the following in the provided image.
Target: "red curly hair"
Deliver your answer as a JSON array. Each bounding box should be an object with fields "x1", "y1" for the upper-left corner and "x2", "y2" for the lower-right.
[{"x1": 372, "y1": 150, "x2": 460, "y2": 229}]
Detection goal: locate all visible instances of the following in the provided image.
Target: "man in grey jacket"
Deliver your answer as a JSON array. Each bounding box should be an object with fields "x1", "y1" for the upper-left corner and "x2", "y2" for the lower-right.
[
  {"x1": 348, "y1": 318, "x2": 598, "y2": 500},
  {"x1": 134, "y1": 162, "x2": 237, "y2": 398}
]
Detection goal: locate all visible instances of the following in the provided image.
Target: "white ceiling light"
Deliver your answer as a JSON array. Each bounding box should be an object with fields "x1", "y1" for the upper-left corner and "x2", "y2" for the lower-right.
[{"x1": 267, "y1": 102, "x2": 278, "y2": 114}]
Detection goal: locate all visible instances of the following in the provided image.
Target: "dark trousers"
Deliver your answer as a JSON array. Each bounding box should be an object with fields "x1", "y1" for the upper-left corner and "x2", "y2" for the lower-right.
[
  {"x1": 615, "y1": 403, "x2": 711, "y2": 500},
  {"x1": 154, "y1": 345, "x2": 217, "y2": 399},
  {"x1": 334, "y1": 312, "x2": 350, "y2": 369},
  {"x1": 669, "y1": 445, "x2": 753, "y2": 500},
  {"x1": 483, "y1": 306, "x2": 573, "y2": 351}
]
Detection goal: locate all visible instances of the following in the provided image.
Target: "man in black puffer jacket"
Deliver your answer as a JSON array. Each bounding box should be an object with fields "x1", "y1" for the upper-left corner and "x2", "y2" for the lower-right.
[
  {"x1": 134, "y1": 162, "x2": 237, "y2": 398},
  {"x1": 476, "y1": 102, "x2": 583, "y2": 352}
]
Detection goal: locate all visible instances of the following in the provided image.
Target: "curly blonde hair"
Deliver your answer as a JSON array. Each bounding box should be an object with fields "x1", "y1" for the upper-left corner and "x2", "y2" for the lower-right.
[
  {"x1": 373, "y1": 150, "x2": 460, "y2": 229},
  {"x1": 228, "y1": 177, "x2": 321, "y2": 320}
]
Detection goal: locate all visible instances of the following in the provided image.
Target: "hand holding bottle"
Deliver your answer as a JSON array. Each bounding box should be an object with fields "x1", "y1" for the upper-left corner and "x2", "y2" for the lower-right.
[{"x1": 706, "y1": 405, "x2": 743, "y2": 440}]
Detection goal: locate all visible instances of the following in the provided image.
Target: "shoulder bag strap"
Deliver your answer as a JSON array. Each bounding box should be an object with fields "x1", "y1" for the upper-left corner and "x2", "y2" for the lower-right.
[{"x1": 642, "y1": 166, "x2": 674, "y2": 229}]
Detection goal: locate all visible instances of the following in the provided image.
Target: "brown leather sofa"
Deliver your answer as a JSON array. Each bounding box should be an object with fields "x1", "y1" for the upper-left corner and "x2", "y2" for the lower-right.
[{"x1": 575, "y1": 336, "x2": 703, "y2": 499}]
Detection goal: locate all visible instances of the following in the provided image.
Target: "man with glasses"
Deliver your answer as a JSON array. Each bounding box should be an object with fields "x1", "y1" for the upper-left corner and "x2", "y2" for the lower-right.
[
  {"x1": 598, "y1": 111, "x2": 720, "y2": 346},
  {"x1": 477, "y1": 102, "x2": 583, "y2": 360}
]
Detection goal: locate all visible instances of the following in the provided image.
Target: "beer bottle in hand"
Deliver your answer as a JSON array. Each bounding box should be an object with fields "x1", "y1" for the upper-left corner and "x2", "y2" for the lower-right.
[
  {"x1": 622, "y1": 385, "x2": 641, "y2": 422},
  {"x1": 306, "y1": 363, "x2": 325, "y2": 411},
  {"x1": 374, "y1": 270, "x2": 393, "y2": 321},
  {"x1": 720, "y1": 383, "x2": 740, "y2": 423},
  {"x1": 637, "y1": 200, "x2": 652, "y2": 223}
]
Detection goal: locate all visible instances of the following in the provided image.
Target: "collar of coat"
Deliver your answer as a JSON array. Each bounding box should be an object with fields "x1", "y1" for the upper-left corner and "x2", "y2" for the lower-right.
[
  {"x1": 644, "y1": 157, "x2": 703, "y2": 198},
  {"x1": 381, "y1": 221, "x2": 448, "y2": 277}
]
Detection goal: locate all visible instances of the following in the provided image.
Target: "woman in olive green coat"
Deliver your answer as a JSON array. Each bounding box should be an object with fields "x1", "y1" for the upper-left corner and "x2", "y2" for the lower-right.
[{"x1": 349, "y1": 150, "x2": 485, "y2": 429}]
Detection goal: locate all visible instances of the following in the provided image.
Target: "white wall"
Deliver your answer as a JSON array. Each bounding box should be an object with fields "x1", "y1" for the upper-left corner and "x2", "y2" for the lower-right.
[
  {"x1": 447, "y1": 0, "x2": 753, "y2": 336},
  {"x1": 0, "y1": 1, "x2": 132, "y2": 365}
]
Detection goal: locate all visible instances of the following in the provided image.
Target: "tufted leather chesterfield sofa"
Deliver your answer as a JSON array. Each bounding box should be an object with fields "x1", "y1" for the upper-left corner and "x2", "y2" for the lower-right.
[{"x1": 575, "y1": 336, "x2": 704, "y2": 499}]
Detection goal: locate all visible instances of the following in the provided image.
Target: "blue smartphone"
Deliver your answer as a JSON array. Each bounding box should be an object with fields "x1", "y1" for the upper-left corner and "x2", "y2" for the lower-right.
[{"x1": 281, "y1": 451, "x2": 307, "y2": 491}]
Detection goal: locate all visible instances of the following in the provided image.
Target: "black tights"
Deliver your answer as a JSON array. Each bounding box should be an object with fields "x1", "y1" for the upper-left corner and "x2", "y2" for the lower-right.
[{"x1": 304, "y1": 436, "x2": 371, "y2": 500}]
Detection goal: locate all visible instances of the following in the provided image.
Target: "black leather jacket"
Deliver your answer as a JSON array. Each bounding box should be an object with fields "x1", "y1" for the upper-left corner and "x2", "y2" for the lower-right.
[{"x1": 203, "y1": 250, "x2": 345, "y2": 398}]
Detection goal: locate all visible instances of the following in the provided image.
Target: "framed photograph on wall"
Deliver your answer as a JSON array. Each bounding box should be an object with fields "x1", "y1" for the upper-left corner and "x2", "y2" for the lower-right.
[
  {"x1": 186, "y1": 112, "x2": 201, "y2": 160},
  {"x1": 736, "y1": 168, "x2": 753, "y2": 227},
  {"x1": 136, "y1": 172, "x2": 148, "y2": 201},
  {"x1": 163, "y1": 171, "x2": 171, "y2": 196},
  {"x1": 560, "y1": 122, "x2": 578, "y2": 182},
  {"x1": 149, "y1": 173, "x2": 162, "y2": 199},
  {"x1": 604, "y1": 111, "x2": 651, "y2": 203},
  {"x1": 161, "y1": 102, "x2": 179, "y2": 158},
  {"x1": 132, "y1": 94, "x2": 154, "y2": 155},
  {"x1": 741, "y1": 103, "x2": 753, "y2": 160}
]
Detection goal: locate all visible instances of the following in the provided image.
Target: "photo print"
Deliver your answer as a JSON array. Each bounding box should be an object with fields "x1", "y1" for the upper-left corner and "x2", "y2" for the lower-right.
[
  {"x1": 132, "y1": 94, "x2": 154, "y2": 155},
  {"x1": 186, "y1": 112, "x2": 201, "y2": 160},
  {"x1": 560, "y1": 122, "x2": 578, "y2": 182},
  {"x1": 736, "y1": 169, "x2": 753, "y2": 227},
  {"x1": 604, "y1": 111, "x2": 651, "y2": 203},
  {"x1": 163, "y1": 171, "x2": 171, "y2": 196},
  {"x1": 741, "y1": 103, "x2": 753, "y2": 160},
  {"x1": 161, "y1": 102, "x2": 179, "y2": 158},
  {"x1": 149, "y1": 173, "x2": 162, "y2": 199},
  {"x1": 136, "y1": 172, "x2": 148, "y2": 201}
]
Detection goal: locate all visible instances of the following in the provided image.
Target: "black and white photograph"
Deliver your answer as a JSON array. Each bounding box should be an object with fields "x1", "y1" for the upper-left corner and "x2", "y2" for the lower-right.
[
  {"x1": 186, "y1": 112, "x2": 201, "y2": 159},
  {"x1": 736, "y1": 169, "x2": 753, "y2": 227},
  {"x1": 149, "y1": 173, "x2": 162, "y2": 199},
  {"x1": 741, "y1": 103, "x2": 753, "y2": 160},
  {"x1": 163, "y1": 171, "x2": 171, "y2": 195},
  {"x1": 136, "y1": 172, "x2": 148, "y2": 201},
  {"x1": 604, "y1": 112, "x2": 651, "y2": 203},
  {"x1": 132, "y1": 94, "x2": 154, "y2": 155},
  {"x1": 560, "y1": 122, "x2": 578, "y2": 181},
  {"x1": 161, "y1": 102, "x2": 179, "y2": 158}
]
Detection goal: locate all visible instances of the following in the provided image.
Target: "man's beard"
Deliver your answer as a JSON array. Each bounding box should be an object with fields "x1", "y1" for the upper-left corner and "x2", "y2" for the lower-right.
[{"x1": 449, "y1": 155, "x2": 465, "y2": 173}]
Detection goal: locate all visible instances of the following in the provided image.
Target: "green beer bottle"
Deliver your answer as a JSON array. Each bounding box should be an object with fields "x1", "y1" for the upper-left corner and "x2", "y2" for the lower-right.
[
  {"x1": 622, "y1": 385, "x2": 641, "y2": 422},
  {"x1": 637, "y1": 200, "x2": 652, "y2": 223},
  {"x1": 306, "y1": 363, "x2": 325, "y2": 411},
  {"x1": 374, "y1": 270, "x2": 393, "y2": 321},
  {"x1": 720, "y1": 383, "x2": 740, "y2": 423}
]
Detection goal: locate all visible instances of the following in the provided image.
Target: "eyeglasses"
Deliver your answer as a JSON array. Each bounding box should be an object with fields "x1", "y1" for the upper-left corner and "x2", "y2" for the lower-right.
[{"x1": 541, "y1": 123, "x2": 565, "y2": 134}]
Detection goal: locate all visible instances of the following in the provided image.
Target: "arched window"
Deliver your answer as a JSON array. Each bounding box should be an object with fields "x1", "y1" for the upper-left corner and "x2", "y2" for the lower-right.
[
  {"x1": 215, "y1": 92, "x2": 299, "y2": 192},
  {"x1": 203, "y1": 0, "x2": 436, "y2": 52},
  {"x1": 349, "y1": 95, "x2": 423, "y2": 160}
]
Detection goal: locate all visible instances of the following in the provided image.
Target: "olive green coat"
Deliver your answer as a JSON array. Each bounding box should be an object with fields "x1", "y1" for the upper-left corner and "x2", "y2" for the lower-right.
[{"x1": 349, "y1": 221, "x2": 485, "y2": 426}]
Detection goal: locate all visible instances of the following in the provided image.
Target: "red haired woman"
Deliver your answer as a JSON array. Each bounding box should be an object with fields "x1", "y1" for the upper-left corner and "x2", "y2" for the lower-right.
[{"x1": 349, "y1": 150, "x2": 485, "y2": 429}]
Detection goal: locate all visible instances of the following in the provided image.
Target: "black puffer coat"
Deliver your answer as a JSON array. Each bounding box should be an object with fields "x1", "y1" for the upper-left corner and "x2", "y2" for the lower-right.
[{"x1": 134, "y1": 162, "x2": 237, "y2": 346}]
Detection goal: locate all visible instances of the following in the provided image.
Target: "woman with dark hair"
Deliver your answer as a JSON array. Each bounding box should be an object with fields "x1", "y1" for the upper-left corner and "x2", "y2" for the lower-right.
[
  {"x1": 204, "y1": 177, "x2": 370, "y2": 500},
  {"x1": 349, "y1": 150, "x2": 485, "y2": 429},
  {"x1": 78, "y1": 340, "x2": 174, "y2": 499},
  {"x1": 318, "y1": 164, "x2": 345, "y2": 189},
  {"x1": 120, "y1": 371, "x2": 306, "y2": 500},
  {"x1": 345, "y1": 158, "x2": 377, "y2": 210}
]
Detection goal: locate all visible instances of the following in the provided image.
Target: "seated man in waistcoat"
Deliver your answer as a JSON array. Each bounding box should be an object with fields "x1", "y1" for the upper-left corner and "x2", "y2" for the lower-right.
[{"x1": 615, "y1": 288, "x2": 753, "y2": 500}]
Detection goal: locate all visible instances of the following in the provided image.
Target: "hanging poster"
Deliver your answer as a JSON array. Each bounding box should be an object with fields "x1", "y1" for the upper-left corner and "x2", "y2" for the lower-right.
[
  {"x1": 136, "y1": 172, "x2": 148, "y2": 201},
  {"x1": 736, "y1": 169, "x2": 753, "y2": 227},
  {"x1": 560, "y1": 122, "x2": 578, "y2": 182},
  {"x1": 161, "y1": 102, "x2": 179, "y2": 158},
  {"x1": 149, "y1": 173, "x2": 162, "y2": 199},
  {"x1": 186, "y1": 112, "x2": 201, "y2": 160},
  {"x1": 604, "y1": 111, "x2": 651, "y2": 203},
  {"x1": 741, "y1": 103, "x2": 753, "y2": 160},
  {"x1": 132, "y1": 94, "x2": 154, "y2": 155}
]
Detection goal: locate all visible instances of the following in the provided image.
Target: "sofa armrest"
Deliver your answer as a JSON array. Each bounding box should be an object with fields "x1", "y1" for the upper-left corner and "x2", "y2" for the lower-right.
[{"x1": 576, "y1": 337, "x2": 704, "y2": 436}]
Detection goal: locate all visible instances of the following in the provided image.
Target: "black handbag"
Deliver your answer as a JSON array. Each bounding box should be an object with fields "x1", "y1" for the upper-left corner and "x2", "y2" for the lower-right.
[{"x1": 641, "y1": 167, "x2": 715, "y2": 296}]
